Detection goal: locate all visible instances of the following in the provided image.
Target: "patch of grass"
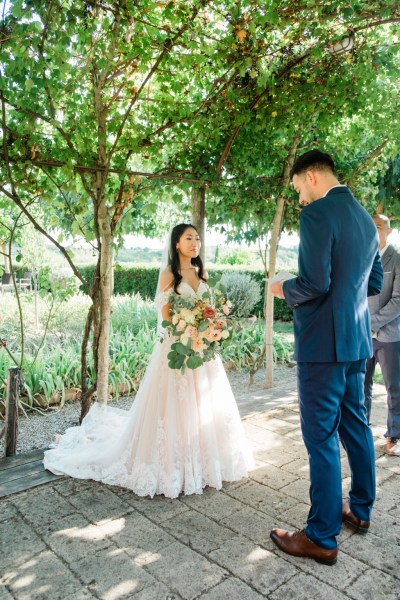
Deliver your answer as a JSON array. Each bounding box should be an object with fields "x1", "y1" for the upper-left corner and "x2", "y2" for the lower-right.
[
  {"x1": 372, "y1": 363, "x2": 384, "y2": 385},
  {"x1": 273, "y1": 320, "x2": 294, "y2": 348},
  {"x1": 273, "y1": 321, "x2": 294, "y2": 335}
]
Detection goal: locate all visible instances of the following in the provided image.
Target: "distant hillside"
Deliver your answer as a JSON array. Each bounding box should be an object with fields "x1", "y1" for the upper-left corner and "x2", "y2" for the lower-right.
[
  {"x1": 117, "y1": 246, "x2": 163, "y2": 264},
  {"x1": 275, "y1": 246, "x2": 299, "y2": 271},
  {"x1": 45, "y1": 242, "x2": 299, "y2": 272},
  {"x1": 116, "y1": 244, "x2": 299, "y2": 271}
]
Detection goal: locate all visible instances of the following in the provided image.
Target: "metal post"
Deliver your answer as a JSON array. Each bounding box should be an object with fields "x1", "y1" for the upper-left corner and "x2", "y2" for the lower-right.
[{"x1": 4, "y1": 367, "x2": 20, "y2": 457}]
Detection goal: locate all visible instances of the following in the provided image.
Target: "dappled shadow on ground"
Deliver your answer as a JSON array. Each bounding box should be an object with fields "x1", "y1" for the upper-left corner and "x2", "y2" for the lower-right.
[{"x1": 1, "y1": 383, "x2": 398, "y2": 600}]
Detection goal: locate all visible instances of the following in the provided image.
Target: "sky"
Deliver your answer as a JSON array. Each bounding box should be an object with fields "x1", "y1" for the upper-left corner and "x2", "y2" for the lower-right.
[{"x1": 2, "y1": 1, "x2": 10, "y2": 17}]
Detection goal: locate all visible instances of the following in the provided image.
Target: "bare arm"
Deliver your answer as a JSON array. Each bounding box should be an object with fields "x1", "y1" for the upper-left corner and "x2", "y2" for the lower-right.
[{"x1": 158, "y1": 270, "x2": 174, "y2": 322}]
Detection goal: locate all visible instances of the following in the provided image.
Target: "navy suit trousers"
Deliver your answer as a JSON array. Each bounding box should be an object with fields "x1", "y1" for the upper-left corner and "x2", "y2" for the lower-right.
[{"x1": 297, "y1": 360, "x2": 376, "y2": 549}]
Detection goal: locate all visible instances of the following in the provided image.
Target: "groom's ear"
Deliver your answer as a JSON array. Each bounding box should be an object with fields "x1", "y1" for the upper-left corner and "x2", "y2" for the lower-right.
[{"x1": 306, "y1": 170, "x2": 317, "y2": 186}]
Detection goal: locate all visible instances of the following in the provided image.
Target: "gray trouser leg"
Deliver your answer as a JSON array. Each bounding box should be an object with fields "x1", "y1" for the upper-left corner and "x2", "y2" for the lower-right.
[{"x1": 374, "y1": 340, "x2": 400, "y2": 439}]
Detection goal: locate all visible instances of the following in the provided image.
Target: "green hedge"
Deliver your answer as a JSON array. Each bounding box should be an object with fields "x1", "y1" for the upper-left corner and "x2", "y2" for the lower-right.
[{"x1": 79, "y1": 265, "x2": 294, "y2": 322}]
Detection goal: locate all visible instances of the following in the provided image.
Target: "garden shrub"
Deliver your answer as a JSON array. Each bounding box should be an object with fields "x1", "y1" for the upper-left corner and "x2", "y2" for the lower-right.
[
  {"x1": 78, "y1": 265, "x2": 294, "y2": 321},
  {"x1": 221, "y1": 319, "x2": 293, "y2": 371},
  {"x1": 79, "y1": 265, "x2": 159, "y2": 300},
  {"x1": 220, "y1": 272, "x2": 262, "y2": 317},
  {"x1": 111, "y1": 294, "x2": 157, "y2": 334},
  {"x1": 0, "y1": 287, "x2": 294, "y2": 412},
  {"x1": 217, "y1": 248, "x2": 253, "y2": 266},
  {"x1": 273, "y1": 298, "x2": 293, "y2": 322}
]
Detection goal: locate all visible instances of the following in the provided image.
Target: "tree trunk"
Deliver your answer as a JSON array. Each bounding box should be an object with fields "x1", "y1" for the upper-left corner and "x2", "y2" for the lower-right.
[
  {"x1": 80, "y1": 258, "x2": 102, "y2": 421},
  {"x1": 80, "y1": 304, "x2": 94, "y2": 421},
  {"x1": 264, "y1": 134, "x2": 301, "y2": 388},
  {"x1": 191, "y1": 185, "x2": 206, "y2": 262},
  {"x1": 110, "y1": 247, "x2": 114, "y2": 295},
  {"x1": 265, "y1": 197, "x2": 286, "y2": 388},
  {"x1": 1, "y1": 241, "x2": 10, "y2": 272},
  {"x1": 33, "y1": 271, "x2": 39, "y2": 332},
  {"x1": 4, "y1": 367, "x2": 20, "y2": 457},
  {"x1": 96, "y1": 198, "x2": 112, "y2": 404},
  {"x1": 87, "y1": 79, "x2": 112, "y2": 408}
]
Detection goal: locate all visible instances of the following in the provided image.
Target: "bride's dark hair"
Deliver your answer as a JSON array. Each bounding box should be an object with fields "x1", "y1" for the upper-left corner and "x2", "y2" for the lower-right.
[{"x1": 168, "y1": 223, "x2": 206, "y2": 294}]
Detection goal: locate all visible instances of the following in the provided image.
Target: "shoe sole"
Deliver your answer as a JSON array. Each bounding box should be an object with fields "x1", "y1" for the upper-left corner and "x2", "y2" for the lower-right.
[
  {"x1": 343, "y1": 519, "x2": 369, "y2": 535},
  {"x1": 279, "y1": 547, "x2": 337, "y2": 566},
  {"x1": 270, "y1": 534, "x2": 338, "y2": 566},
  {"x1": 315, "y1": 556, "x2": 337, "y2": 566}
]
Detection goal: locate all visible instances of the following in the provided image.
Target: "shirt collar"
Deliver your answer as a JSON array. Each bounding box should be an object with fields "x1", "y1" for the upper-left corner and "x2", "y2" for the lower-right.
[
  {"x1": 323, "y1": 185, "x2": 347, "y2": 197},
  {"x1": 380, "y1": 244, "x2": 389, "y2": 257}
]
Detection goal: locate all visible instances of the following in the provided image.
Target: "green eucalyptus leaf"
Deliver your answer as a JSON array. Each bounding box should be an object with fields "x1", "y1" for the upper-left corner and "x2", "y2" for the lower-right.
[
  {"x1": 171, "y1": 342, "x2": 189, "y2": 356},
  {"x1": 186, "y1": 355, "x2": 203, "y2": 370}
]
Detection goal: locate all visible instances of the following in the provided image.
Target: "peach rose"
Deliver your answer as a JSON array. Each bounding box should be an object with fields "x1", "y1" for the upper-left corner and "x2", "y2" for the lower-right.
[
  {"x1": 177, "y1": 319, "x2": 187, "y2": 332},
  {"x1": 207, "y1": 329, "x2": 222, "y2": 342},
  {"x1": 222, "y1": 304, "x2": 230, "y2": 316},
  {"x1": 192, "y1": 336, "x2": 207, "y2": 354}
]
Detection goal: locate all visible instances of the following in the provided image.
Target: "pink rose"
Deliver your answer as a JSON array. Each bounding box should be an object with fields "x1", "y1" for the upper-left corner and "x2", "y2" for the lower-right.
[
  {"x1": 186, "y1": 326, "x2": 197, "y2": 338},
  {"x1": 222, "y1": 305, "x2": 230, "y2": 316}
]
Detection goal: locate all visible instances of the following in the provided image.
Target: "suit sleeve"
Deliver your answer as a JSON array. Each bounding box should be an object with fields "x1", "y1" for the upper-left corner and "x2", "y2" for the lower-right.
[
  {"x1": 283, "y1": 206, "x2": 332, "y2": 308},
  {"x1": 370, "y1": 259, "x2": 400, "y2": 331},
  {"x1": 367, "y1": 251, "x2": 383, "y2": 297}
]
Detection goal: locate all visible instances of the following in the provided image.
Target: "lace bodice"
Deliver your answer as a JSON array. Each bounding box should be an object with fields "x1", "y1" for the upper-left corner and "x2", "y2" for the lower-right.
[
  {"x1": 179, "y1": 280, "x2": 209, "y2": 297},
  {"x1": 155, "y1": 280, "x2": 209, "y2": 309}
]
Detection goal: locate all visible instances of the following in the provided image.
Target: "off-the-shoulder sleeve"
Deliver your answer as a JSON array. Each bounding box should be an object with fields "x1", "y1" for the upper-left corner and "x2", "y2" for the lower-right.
[{"x1": 154, "y1": 290, "x2": 171, "y2": 310}]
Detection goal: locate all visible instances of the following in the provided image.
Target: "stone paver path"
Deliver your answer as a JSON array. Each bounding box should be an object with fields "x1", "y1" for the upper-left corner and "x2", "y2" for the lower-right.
[{"x1": 1, "y1": 380, "x2": 399, "y2": 600}]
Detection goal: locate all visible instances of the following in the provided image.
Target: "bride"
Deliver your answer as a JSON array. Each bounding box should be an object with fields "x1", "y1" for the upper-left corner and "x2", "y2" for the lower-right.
[{"x1": 44, "y1": 223, "x2": 253, "y2": 498}]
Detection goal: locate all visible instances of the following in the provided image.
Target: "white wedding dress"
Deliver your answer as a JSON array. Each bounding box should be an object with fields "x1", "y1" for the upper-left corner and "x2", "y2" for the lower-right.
[{"x1": 44, "y1": 281, "x2": 253, "y2": 498}]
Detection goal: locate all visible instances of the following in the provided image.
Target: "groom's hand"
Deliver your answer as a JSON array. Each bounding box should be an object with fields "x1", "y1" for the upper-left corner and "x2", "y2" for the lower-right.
[{"x1": 270, "y1": 280, "x2": 285, "y2": 299}]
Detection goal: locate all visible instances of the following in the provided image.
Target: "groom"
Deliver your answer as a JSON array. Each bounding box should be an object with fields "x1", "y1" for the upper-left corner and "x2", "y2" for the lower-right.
[{"x1": 270, "y1": 149, "x2": 383, "y2": 565}]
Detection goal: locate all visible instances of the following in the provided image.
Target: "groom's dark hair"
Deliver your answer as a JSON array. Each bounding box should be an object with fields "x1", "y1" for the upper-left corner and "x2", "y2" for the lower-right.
[{"x1": 290, "y1": 149, "x2": 337, "y2": 179}]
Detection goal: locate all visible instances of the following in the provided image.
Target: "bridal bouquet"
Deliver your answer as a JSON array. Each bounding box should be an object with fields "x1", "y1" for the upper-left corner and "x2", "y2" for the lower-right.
[{"x1": 162, "y1": 277, "x2": 233, "y2": 371}]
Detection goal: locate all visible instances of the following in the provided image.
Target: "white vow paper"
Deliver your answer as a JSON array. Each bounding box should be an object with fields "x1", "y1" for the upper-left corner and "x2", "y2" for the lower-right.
[{"x1": 264, "y1": 270, "x2": 296, "y2": 283}]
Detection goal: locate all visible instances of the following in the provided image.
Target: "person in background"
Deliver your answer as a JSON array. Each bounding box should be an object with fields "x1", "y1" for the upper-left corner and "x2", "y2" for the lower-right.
[
  {"x1": 364, "y1": 214, "x2": 400, "y2": 457},
  {"x1": 269, "y1": 149, "x2": 383, "y2": 566}
]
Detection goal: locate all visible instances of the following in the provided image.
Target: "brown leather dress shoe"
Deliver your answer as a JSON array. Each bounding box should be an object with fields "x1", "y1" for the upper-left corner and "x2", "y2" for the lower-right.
[
  {"x1": 342, "y1": 500, "x2": 370, "y2": 534},
  {"x1": 270, "y1": 528, "x2": 338, "y2": 566}
]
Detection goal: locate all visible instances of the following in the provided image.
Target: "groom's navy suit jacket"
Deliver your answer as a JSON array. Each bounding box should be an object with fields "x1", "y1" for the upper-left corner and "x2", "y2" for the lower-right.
[{"x1": 283, "y1": 186, "x2": 383, "y2": 363}]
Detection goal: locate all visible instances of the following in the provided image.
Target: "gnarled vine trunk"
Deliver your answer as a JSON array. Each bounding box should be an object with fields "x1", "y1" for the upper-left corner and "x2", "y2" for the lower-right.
[
  {"x1": 191, "y1": 185, "x2": 206, "y2": 262},
  {"x1": 264, "y1": 134, "x2": 300, "y2": 388},
  {"x1": 96, "y1": 195, "x2": 113, "y2": 405},
  {"x1": 264, "y1": 196, "x2": 287, "y2": 388}
]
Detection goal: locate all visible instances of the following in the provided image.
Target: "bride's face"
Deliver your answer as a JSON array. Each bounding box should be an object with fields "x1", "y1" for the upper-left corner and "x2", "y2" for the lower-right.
[{"x1": 176, "y1": 227, "x2": 201, "y2": 259}]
